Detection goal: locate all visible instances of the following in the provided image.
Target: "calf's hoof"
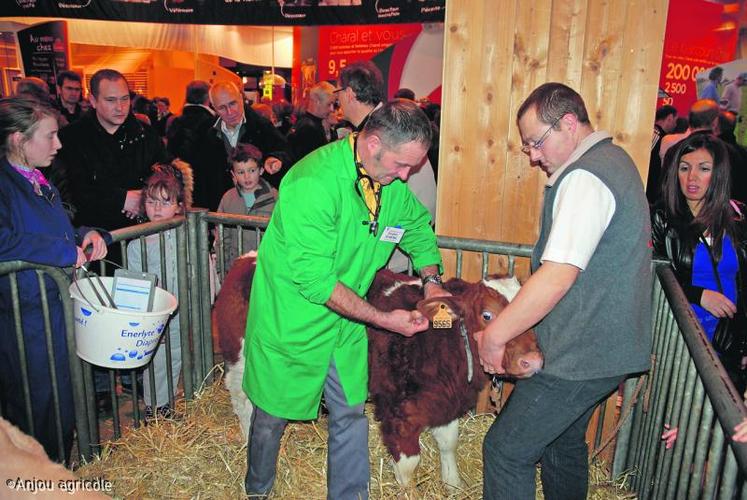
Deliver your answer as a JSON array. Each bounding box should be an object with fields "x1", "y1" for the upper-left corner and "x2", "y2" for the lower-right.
[{"x1": 392, "y1": 453, "x2": 420, "y2": 486}]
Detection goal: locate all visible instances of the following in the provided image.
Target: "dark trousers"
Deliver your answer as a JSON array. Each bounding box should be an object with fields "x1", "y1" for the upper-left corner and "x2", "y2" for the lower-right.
[
  {"x1": 0, "y1": 296, "x2": 74, "y2": 463},
  {"x1": 483, "y1": 371, "x2": 622, "y2": 500},
  {"x1": 245, "y1": 361, "x2": 369, "y2": 499}
]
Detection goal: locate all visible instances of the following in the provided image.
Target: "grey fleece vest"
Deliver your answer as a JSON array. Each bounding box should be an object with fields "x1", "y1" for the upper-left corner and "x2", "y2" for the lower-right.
[{"x1": 531, "y1": 138, "x2": 652, "y2": 380}]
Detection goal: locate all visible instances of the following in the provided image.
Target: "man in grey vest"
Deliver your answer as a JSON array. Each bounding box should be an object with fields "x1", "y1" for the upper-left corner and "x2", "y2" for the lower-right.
[{"x1": 475, "y1": 83, "x2": 652, "y2": 499}]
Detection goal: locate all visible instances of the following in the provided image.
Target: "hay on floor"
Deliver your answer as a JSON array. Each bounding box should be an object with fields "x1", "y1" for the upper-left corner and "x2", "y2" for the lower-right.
[{"x1": 77, "y1": 368, "x2": 635, "y2": 499}]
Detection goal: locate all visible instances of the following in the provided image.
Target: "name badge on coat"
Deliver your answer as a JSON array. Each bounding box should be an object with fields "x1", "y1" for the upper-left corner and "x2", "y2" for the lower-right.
[{"x1": 380, "y1": 226, "x2": 405, "y2": 244}]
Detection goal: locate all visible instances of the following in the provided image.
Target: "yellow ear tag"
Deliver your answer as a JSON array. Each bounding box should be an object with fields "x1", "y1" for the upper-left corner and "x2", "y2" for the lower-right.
[{"x1": 432, "y1": 304, "x2": 453, "y2": 329}]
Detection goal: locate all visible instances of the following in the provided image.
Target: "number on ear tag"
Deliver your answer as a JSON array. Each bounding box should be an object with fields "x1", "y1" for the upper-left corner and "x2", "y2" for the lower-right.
[{"x1": 432, "y1": 304, "x2": 453, "y2": 329}]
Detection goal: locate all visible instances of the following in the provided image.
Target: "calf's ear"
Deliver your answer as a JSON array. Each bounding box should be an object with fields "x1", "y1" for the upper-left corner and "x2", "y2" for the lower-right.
[{"x1": 416, "y1": 297, "x2": 463, "y2": 322}]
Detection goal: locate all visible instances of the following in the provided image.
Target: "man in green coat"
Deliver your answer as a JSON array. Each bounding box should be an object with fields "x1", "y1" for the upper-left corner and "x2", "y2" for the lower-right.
[{"x1": 243, "y1": 100, "x2": 448, "y2": 498}]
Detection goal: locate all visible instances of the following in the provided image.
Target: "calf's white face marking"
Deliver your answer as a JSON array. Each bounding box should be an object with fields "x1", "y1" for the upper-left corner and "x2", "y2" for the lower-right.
[
  {"x1": 237, "y1": 250, "x2": 258, "y2": 261},
  {"x1": 381, "y1": 277, "x2": 422, "y2": 297}
]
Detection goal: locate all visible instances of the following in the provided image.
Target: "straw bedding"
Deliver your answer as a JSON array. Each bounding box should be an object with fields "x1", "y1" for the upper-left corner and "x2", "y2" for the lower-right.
[{"x1": 77, "y1": 369, "x2": 635, "y2": 499}]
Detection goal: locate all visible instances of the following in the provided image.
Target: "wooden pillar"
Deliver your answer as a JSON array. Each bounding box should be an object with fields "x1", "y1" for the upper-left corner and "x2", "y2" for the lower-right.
[{"x1": 438, "y1": 0, "x2": 669, "y2": 280}]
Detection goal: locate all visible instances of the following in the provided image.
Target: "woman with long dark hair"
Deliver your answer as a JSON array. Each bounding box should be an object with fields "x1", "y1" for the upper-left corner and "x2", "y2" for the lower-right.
[{"x1": 652, "y1": 132, "x2": 747, "y2": 387}]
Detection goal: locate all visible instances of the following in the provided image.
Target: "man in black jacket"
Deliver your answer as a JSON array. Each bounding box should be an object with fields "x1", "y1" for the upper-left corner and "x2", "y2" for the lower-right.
[
  {"x1": 200, "y1": 81, "x2": 290, "y2": 210},
  {"x1": 645, "y1": 104, "x2": 677, "y2": 205},
  {"x1": 58, "y1": 68, "x2": 168, "y2": 231},
  {"x1": 287, "y1": 81, "x2": 335, "y2": 162},
  {"x1": 167, "y1": 80, "x2": 215, "y2": 170},
  {"x1": 56, "y1": 68, "x2": 168, "y2": 412}
]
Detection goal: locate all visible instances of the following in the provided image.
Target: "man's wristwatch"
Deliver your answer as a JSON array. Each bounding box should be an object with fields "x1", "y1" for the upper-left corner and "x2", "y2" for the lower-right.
[{"x1": 421, "y1": 274, "x2": 443, "y2": 287}]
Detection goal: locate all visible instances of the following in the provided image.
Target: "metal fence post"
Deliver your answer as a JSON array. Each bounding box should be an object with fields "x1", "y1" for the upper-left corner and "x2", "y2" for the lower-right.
[
  {"x1": 197, "y1": 210, "x2": 214, "y2": 386},
  {"x1": 185, "y1": 209, "x2": 206, "y2": 397},
  {"x1": 176, "y1": 217, "x2": 194, "y2": 400},
  {"x1": 54, "y1": 266, "x2": 94, "y2": 461}
]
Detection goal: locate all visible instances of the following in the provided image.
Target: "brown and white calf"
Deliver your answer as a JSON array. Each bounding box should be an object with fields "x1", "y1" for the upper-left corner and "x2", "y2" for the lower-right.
[
  {"x1": 213, "y1": 260, "x2": 543, "y2": 489},
  {"x1": 366, "y1": 270, "x2": 543, "y2": 489},
  {"x1": 212, "y1": 252, "x2": 257, "y2": 439}
]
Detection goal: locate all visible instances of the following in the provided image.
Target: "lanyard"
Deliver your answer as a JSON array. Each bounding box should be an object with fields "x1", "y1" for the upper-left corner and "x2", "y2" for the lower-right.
[{"x1": 351, "y1": 133, "x2": 381, "y2": 236}]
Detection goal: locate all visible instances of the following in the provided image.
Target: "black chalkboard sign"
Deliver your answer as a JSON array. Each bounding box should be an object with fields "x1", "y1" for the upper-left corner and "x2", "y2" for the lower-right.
[{"x1": 17, "y1": 20, "x2": 70, "y2": 98}]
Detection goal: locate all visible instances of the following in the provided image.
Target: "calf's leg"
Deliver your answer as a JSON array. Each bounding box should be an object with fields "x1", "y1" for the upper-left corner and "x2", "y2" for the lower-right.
[
  {"x1": 393, "y1": 453, "x2": 420, "y2": 486},
  {"x1": 224, "y1": 341, "x2": 254, "y2": 439},
  {"x1": 430, "y1": 419, "x2": 462, "y2": 489},
  {"x1": 382, "y1": 402, "x2": 429, "y2": 487}
]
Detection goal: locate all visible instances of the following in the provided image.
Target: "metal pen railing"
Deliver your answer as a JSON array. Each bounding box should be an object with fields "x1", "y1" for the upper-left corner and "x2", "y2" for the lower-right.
[
  {"x1": 108, "y1": 216, "x2": 192, "y2": 425},
  {"x1": 613, "y1": 264, "x2": 747, "y2": 499},
  {"x1": 436, "y1": 236, "x2": 533, "y2": 278},
  {"x1": 3, "y1": 208, "x2": 747, "y2": 499},
  {"x1": 0, "y1": 261, "x2": 93, "y2": 463}
]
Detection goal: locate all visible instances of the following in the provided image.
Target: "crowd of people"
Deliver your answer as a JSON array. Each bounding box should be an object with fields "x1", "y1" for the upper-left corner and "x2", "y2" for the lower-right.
[
  {"x1": 1, "y1": 61, "x2": 746, "y2": 499},
  {"x1": 0, "y1": 63, "x2": 442, "y2": 465}
]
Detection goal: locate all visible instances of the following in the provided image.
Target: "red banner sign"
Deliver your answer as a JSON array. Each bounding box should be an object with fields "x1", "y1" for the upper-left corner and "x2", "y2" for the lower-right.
[
  {"x1": 657, "y1": 0, "x2": 737, "y2": 114},
  {"x1": 317, "y1": 24, "x2": 422, "y2": 82}
]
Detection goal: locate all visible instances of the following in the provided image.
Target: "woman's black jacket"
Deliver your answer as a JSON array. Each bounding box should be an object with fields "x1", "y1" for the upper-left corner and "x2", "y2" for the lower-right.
[{"x1": 651, "y1": 201, "x2": 747, "y2": 309}]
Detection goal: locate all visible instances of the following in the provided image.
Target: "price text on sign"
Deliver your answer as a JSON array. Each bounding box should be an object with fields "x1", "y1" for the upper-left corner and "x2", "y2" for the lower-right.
[
  {"x1": 661, "y1": 62, "x2": 708, "y2": 106},
  {"x1": 664, "y1": 63, "x2": 708, "y2": 94},
  {"x1": 666, "y1": 62, "x2": 708, "y2": 82},
  {"x1": 328, "y1": 59, "x2": 347, "y2": 79},
  {"x1": 664, "y1": 82, "x2": 687, "y2": 95}
]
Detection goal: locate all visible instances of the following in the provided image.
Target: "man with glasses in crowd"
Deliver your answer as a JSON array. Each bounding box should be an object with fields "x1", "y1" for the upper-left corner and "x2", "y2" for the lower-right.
[
  {"x1": 242, "y1": 99, "x2": 449, "y2": 499},
  {"x1": 335, "y1": 61, "x2": 437, "y2": 274},
  {"x1": 201, "y1": 81, "x2": 290, "y2": 207},
  {"x1": 335, "y1": 60, "x2": 386, "y2": 132},
  {"x1": 475, "y1": 82, "x2": 652, "y2": 499}
]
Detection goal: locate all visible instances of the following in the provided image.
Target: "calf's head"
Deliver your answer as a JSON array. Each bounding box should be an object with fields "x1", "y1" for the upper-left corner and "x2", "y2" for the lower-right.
[{"x1": 417, "y1": 282, "x2": 543, "y2": 378}]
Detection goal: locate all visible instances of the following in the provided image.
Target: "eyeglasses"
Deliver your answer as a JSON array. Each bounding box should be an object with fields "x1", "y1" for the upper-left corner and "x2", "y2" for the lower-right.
[
  {"x1": 144, "y1": 199, "x2": 175, "y2": 208},
  {"x1": 521, "y1": 116, "x2": 562, "y2": 154},
  {"x1": 333, "y1": 87, "x2": 345, "y2": 94}
]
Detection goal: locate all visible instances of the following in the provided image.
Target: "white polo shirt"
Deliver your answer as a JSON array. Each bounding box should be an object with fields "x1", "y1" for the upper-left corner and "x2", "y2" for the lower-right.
[
  {"x1": 541, "y1": 131, "x2": 617, "y2": 271},
  {"x1": 220, "y1": 115, "x2": 246, "y2": 148}
]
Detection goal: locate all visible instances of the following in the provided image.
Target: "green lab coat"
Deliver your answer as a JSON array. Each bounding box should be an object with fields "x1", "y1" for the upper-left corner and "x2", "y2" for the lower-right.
[{"x1": 243, "y1": 137, "x2": 442, "y2": 420}]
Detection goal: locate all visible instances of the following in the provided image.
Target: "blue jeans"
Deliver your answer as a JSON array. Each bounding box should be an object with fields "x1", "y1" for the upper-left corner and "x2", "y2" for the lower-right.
[
  {"x1": 245, "y1": 361, "x2": 369, "y2": 499},
  {"x1": 483, "y1": 371, "x2": 622, "y2": 500}
]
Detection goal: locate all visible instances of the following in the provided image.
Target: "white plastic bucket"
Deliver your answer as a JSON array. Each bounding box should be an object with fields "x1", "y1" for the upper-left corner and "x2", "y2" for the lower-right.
[{"x1": 69, "y1": 277, "x2": 178, "y2": 369}]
